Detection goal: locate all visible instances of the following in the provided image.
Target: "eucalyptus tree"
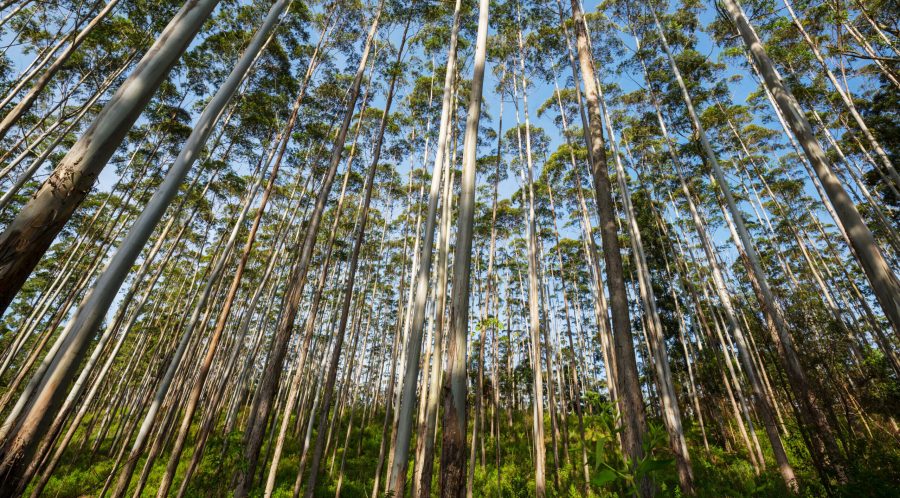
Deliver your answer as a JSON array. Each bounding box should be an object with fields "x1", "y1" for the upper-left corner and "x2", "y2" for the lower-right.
[
  {"x1": 568, "y1": 2, "x2": 650, "y2": 491},
  {"x1": 388, "y1": 2, "x2": 461, "y2": 495},
  {"x1": 153, "y1": 14, "x2": 321, "y2": 495},
  {"x1": 0, "y1": 0, "x2": 222, "y2": 313},
  {"x1": 234, "y1": 2, "x2": 385, "y2": 494},
  {"x1": 415, "y1": 105, "x2": 458, "y2": 498},
  {"x1": 440, "y1": 0, "x2": 489, "y2": 495}
]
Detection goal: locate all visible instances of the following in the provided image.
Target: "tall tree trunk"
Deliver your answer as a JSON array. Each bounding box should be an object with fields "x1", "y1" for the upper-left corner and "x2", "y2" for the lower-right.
[
  {"x1": 439, "y1": 0, "x2": 489, "y2": 494},
  {"x1": 512, "y1": 56, "x2": 548, "y2": 496},
  {"x1": 570, "y1": 3, "x2": 649, "y2": 491},
  {"x1": 720, "y1": 0, "x2": 900, "y2": 334},
  {"x1": 234, "y1": 4, "x2": 384, "y2": 495},
  {"x1": 302, "y1": 20, "x2": 409, "y2": 497},
  {"x1": 417, "y1": 138, "x2": 457, "y2": 498},
  {"x1": 388, "y1": 2, "x2": 461, "y2": 494},
  {"x1": 0, "y1": 0, "x2": 221, "y2": 314},
  {"x1": 555, "y1": 0, "x2": 618, "y2": 409}
]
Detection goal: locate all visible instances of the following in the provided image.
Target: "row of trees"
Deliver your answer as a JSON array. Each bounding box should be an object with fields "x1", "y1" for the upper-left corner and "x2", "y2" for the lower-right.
[{"x1": 0, "y1": 0, "x2": 897, "y2": 495}]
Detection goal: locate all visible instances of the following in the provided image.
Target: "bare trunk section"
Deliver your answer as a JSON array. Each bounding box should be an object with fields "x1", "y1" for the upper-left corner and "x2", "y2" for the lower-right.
[
  {"x1": 440, "y1": 0, "x2": 489, "y2": 495},
  {"x1": 388, "y1": 3, "x2": 461, "y2": 494},
  {"x1": 570, "y1": 3, "x2": 648, "y2": 491},
  {"x1": 301, "y1": 19, "x2": 409, "y2": 497},
  {"x1": 233, "y1": 4, "x2": 384, "y2": 494}
]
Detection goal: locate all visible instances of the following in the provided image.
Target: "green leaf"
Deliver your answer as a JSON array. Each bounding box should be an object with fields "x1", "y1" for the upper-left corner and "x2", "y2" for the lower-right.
[
  {"x1": 637, "y1": 457, "x2": 674, "y2": 476},
  {"x1": 591, "y1": 468, "x2": 618, "y2": 487}
]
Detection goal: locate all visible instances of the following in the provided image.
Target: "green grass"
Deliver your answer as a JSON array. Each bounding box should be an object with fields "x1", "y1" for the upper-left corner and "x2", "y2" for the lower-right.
[{"x1": 34, "y1": 404, "x2": 900, "y2": 497}]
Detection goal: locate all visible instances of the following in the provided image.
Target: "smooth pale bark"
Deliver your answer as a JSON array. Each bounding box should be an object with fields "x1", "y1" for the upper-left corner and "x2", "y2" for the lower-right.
[
  {"x1": 0, "y1": 0, "x2": 221, "y2": 314},
  {"x1": 570, "y1": 2, "x2": 648, "y2": 488},
  {"x1": 302, "y1": 21, "x2": 408, "y2": 497},
  {"x1": 636, "y1": 19, "x2": 801, "y2": 488},
  {"x1": 391, "y1": 79, "x2": 434, "y2": 498},
  {"x1": 440, "y1": 0, "x2": 488, "y2": 494},
  {"x1": 0, "y1": 0, "x2": 34, "y2": 28},
  {"x1": 476, "y1": 110, "x2": 503, "y2": 491},
  {"x1": 23, "y1": 166, "x2": 213, "y2": 495},
  {"x1": 659, "y1": 236, "x2": 710, "y2": 454},
  {"x1": 368, "y1": 167, "x2": 415, "y2": 498},
  {"x1": 416, "y1": 139, "x2": 456, "y2": 498},
  {"x1": 668, "y1": 198, "x2": 767, "y2": 468},
  {"x1": 510, "y1": 42, "x2": 547, "y2": 495},
  {"x1": 234, "y1": 5, "x2": 384, "y2": 495},
  {"x1": 548, "y1": 78, "x2": 592, "y2": 489},
  {"x1": 367, "y1": 302, "x2": 403, "y2": 498},
  {"x1": 0, "y1": 150, "x2": 139, "y2": 387},
  {"x1": 0, "y1": 3, "x2": 278, "y2": 490},
  {"x1": 0, "y1": 55, "x2": 137, "y2": 211},
  {"x1": 409, "y1": 167, "x2": 434, "y2": 497},
  {"x1": 387, "y1": 3, "x2": 461, "y2": 495},
  {"x1": 720, "y1": 0, "x2": 900, "y2": 334}
]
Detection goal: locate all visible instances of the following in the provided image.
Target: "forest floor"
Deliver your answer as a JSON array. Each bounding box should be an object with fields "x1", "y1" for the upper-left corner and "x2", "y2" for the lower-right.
[{"x1": 38, "y1": 404, "x2": 900, "y2": 497}]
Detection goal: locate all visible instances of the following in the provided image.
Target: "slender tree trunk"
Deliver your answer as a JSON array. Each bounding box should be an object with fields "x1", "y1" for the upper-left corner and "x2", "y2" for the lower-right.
[
  {"x1": 721, "y1": 0, "x2": 900, "y2": 334},
  {"x1": 302, "y1": 21, "x2": 408, "y2": 497},
  {"x1": 440, "y1": 0, "x2": 489, "y2": 494},
  {"x1": 570, "y1": 3, "x2": 648, "y2": 491},
  {"x1": 510, "y1": 38, "x2": 548, "y2": 494},
  {"x1": 388, "y1": 3, "x2": 461, "y2": 494},
  {"x1": 234, "y1": 5, "x2": 384, "y2": 495},
  {"x1": 0, "y1": 0, "x2": 221, "y2": 314},
  {"x1": 417, "y1": 141, "x2": 457, "y2": 498}
]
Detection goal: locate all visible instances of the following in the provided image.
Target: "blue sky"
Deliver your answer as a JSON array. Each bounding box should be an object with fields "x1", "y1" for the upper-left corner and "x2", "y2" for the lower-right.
[{"x1": 0, "y1": 0, "x2": 875, "y2": 279}]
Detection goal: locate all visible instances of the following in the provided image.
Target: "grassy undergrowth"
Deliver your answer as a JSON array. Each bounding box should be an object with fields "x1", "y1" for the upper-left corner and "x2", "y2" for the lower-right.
[{"x1": 36, "y1": 403, "x2": 900, "y2": 497}]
